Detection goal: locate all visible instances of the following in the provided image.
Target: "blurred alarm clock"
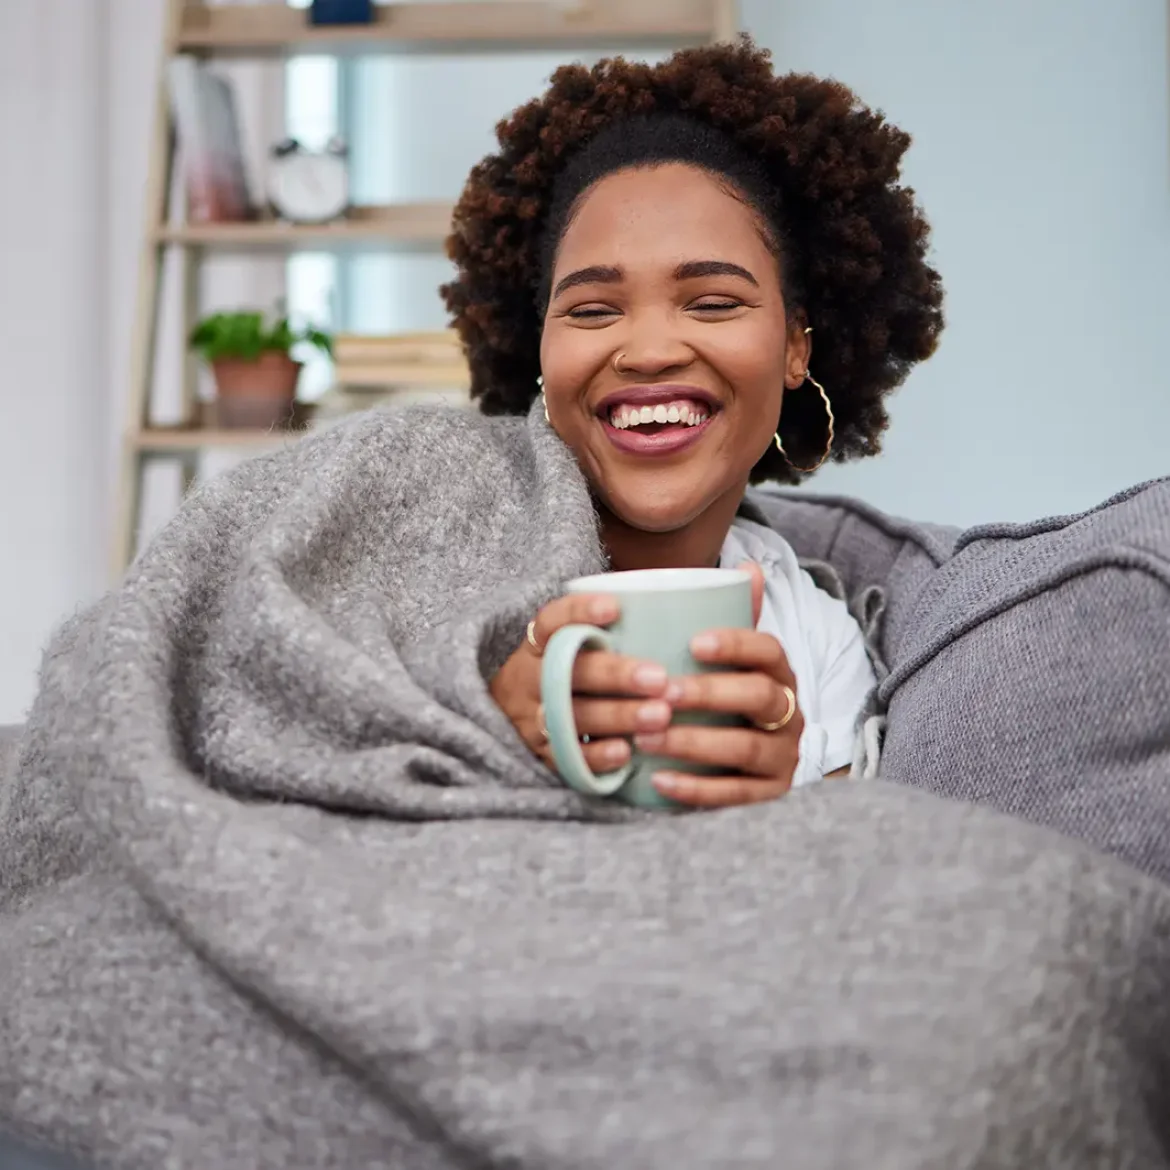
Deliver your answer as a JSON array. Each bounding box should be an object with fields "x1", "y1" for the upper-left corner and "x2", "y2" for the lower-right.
[{"x1": 268, "y1": 137, "x2": 350, "y2": 225}]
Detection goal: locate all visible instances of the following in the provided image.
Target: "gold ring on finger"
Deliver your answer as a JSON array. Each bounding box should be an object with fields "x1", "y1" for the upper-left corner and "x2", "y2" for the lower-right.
[
  {"x1": 753, "y1": 684, "x2": 797, "y2": 733},
  {"x1": 526, "y1": 619, "x2": 542, "y2": 654}
]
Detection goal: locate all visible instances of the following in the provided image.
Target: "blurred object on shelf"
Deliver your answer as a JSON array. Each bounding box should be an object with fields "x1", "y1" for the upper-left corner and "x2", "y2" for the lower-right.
[
  {"x1": 168, "y1": 56, "x2": 252, "y2": 223},
  {"x1": 189, "y1": 310, "x2": 332, "y2": 429},
  {"x1": 268, "y1": 137, "x2": 352, "y2": 224},
  {"x1": 332, "y1": 330, "x2": 470, "y2": 389},
  {"x1": 310, "y1": 0, "x2": 374, "y2": 24}
]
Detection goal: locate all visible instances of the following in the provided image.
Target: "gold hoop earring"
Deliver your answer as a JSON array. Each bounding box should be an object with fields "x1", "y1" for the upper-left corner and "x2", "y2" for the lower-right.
[
  {"x1": 612, "y1": 352, "x2": 627, "y2": 374},
  {"x1": 774, "y1": 370, "x2": 835, "y2": 473}
]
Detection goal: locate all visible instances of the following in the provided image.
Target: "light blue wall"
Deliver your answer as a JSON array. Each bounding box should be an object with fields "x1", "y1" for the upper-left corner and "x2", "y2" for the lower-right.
[{"x1": 743, "y1": 0, "x2": 1170, "y2": 524}]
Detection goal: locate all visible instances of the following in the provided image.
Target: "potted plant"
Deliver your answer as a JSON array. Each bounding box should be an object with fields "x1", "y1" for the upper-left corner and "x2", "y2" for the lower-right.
[{"x1": 188, "y1": 310, "x2": 332, "y2": 429}]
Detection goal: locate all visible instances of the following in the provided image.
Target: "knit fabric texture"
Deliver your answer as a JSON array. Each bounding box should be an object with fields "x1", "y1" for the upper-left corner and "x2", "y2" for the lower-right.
[
  {"x1": 749, "y1": 479, "x2": 1170, "y2": 884},
  {"x1": 2, "y1": 405, "x2": 1169, "y2": 1169}
]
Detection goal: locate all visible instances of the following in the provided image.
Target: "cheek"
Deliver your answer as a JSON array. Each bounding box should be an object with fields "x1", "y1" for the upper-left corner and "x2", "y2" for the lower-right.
[
  {"x1": 705, "y1": 321, "x2": 787, "y2": 412},
  {"x1": 539, "y1": 323, "x2": 603, "y2": 395}
]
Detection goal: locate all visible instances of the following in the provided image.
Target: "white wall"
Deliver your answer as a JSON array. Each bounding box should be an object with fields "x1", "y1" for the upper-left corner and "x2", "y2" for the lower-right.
[
  {"x1": 1, "y1": 0, "x2": 1167, "y2": 722},
  {"x1": 0, "y1": 0, "x2": 284, "y2": 723},
  {"x1": 0, "y1": 0, "x2": 111, "y2": 724},
  {"x1": 744, "y1": 0, "x2": 1170, "y2": 524}
]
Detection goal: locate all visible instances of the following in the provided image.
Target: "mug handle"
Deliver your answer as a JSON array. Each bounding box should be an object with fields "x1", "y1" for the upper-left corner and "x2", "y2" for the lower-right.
[{"x1": 541, "y1": 624, "x2": 633, "y2": 798}]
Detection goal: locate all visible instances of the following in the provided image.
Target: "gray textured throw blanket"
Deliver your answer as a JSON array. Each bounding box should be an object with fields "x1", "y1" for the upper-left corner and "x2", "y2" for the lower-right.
[{"x1": 3, "y1": 404, "x2": 1170, "y2": 1169}]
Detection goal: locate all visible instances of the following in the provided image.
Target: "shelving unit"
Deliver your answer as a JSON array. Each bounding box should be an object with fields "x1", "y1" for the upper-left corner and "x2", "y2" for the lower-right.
[{"x1": 115, "y1": 0, "x2": 738, "y2": 575}]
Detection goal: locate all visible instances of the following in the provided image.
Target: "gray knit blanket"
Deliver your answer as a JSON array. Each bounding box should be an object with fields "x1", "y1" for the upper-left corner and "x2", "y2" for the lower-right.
[{"x1": 3, "y1": 405, "x2": 1169, "y2": 1169}]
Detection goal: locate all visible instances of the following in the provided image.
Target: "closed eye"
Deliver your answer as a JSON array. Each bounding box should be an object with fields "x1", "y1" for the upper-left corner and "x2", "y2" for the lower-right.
[
  {"x1": 567, "y1": 306, "x2": 619, "y2": 320},
  {"x1": 690, "y1": 299, "x2": 744, "y2": 312}
]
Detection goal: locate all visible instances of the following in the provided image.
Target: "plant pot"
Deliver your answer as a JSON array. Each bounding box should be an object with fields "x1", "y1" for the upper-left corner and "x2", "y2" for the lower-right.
[{"x1": 210, "y1": 352, "x2": 303, "y2": 429}]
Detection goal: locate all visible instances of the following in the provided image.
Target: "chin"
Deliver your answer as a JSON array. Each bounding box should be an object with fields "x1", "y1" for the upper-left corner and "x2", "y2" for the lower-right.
[{"x1": 602, "y1": 485, "x2": 708, "y2": 535}]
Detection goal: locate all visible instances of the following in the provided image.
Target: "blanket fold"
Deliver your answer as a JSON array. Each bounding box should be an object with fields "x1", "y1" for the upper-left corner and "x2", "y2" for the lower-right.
[{"x1": 3, "y1": 403, "x2": 1169, "y2": 1169}]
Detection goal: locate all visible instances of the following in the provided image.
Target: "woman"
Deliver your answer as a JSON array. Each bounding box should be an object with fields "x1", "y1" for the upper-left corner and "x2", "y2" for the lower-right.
[{"x1": 447, "y1": 38, "x2": 944, "y2": 807}]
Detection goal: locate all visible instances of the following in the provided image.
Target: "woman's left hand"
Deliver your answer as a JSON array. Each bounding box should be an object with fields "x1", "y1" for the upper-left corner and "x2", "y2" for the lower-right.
[{"x1": 634, "y1": 563, "x2": 804, "y2": 809}]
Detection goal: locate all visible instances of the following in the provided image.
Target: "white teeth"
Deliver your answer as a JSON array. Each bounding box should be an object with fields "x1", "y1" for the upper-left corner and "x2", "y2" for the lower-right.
[{"x1": 608, "y1": 400, "x2": 711, "y2": 430}]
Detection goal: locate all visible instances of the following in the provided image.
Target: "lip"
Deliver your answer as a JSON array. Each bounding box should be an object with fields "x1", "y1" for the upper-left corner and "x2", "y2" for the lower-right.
[{"x1": 594, "y1": 383, "x2": 720, "y2": 417}]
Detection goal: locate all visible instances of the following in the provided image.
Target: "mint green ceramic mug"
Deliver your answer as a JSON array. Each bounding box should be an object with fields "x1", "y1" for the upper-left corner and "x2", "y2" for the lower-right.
[{"x1": 540, "y1": 567, "x2": 753, "y2": 809}]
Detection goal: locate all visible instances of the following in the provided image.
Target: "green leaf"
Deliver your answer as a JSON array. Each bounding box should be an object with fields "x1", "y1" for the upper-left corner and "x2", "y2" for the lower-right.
[{"x1": 188, "y1": 308, "x2": 333, "y2": 363}]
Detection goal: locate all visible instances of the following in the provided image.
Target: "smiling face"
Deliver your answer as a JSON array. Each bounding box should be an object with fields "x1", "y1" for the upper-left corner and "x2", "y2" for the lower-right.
[{"x1": 540, "y1": 163, "x2": 810, "y2": 564}]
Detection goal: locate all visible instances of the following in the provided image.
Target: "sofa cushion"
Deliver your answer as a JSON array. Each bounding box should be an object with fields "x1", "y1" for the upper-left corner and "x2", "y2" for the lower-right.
[{"x1": 879, "y1": 479, "x2": 1170, "y2": 884}]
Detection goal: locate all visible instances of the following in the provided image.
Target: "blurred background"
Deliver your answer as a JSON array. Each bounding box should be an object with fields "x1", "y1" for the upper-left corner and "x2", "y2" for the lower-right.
[{"x1": 0, "y1": 0, "x2": 1167, "y2": 723}]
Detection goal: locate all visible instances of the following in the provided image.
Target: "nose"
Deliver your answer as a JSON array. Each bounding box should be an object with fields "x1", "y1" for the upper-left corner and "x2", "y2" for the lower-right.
[{"x1": 614, "y1": 317, "x2": 694, "y2": 377}]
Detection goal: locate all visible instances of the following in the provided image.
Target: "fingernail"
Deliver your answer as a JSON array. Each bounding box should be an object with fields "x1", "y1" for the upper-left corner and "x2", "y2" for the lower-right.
[
  {"x1": 653, "y1": 771, "x2": 680, "y2": 794},
  {"x1": 690, "y1": 633, "x2": 719, "y2": 656},
  {"x1": 664, "y1": 681, "x2": 684, "y2": 703},
  {"x1": 600, "y1": 740, "x2": 630, "y2": 766},
  {"x1": 635, "y1": 733, "x2": 666, "y2": 752},
  {"x1": 589, "y1": 597, "x2": 619, "y2": 622},
  {"x1": 636, "y1": 701, "x2": 671, "y2": 730},
  {"x1": 632, "y1": 664, "x2": 668, "y2": 690}
]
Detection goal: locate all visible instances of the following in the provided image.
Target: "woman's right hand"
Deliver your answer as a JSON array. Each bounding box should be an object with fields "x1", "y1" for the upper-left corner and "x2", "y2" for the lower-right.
[{"x1": 489, "y1": 592, "x2": 675, "y2": 776}]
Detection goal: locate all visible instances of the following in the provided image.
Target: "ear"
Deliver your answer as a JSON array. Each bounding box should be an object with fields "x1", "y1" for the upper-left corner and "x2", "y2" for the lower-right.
[{"x1": 784, "y1": 314, "x2": 812, "y2": 389}]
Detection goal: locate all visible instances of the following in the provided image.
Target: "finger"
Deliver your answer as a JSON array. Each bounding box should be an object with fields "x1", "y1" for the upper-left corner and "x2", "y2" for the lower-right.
[
  {"x1": 573, "y1": 697, "x2": 672, "y2": 737},
  {"x1": 529, "y1": 592, "x2": 620, "y2": 653},
  {"x1": 688, "y1": 628, "x2": 797, "y2": 686},
  {"x1": 581, "y1": 737, "x2": 632, "y2": 775},
  {"x1": 540, "y1": 734, "x2": 632, "y2": 776},
  {"x1": 653, "y1": 771, "x2": 792, "y2": 808},
  {"x1": 635, "y1": 724, "x2": 797, "y2": 779},
  {"x1": 665, "y1": 671, "x2": 799, "y2": 729},
  {"x1": 572, "y1": 651, "x2": 670, "y2": 698},
  {"x1": 742, "y1": 561, "x2": 766, "y2": 627}
]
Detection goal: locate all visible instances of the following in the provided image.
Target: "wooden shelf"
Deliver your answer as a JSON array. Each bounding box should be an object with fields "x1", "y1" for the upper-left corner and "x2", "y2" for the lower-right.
[
  {"x1": 155, "y1": 202, "x2": 453, "y2": 251},
  {"x1": 131, "y1": 427, "x2": 308, "y2": 452},
  {"x1": 177, "y1": 1, "x2": 726, "y2": 56}
]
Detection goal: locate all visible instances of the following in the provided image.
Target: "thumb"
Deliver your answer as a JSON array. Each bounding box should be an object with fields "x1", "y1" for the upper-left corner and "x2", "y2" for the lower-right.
[{"x1": 742, "y1": 561, "x2": 766, "y2": 627}]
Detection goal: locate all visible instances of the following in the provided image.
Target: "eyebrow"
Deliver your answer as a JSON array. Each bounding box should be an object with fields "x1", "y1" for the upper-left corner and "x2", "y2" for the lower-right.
[
  {"x1": 551, "y1": 259, "x2": 759, "y2": 301},
  {"x1": 675, "y1": 259, "x2": 759, "y2": 287},
  {"x1": 551, "y1": 265, "x2": 622, "y2": 300}
]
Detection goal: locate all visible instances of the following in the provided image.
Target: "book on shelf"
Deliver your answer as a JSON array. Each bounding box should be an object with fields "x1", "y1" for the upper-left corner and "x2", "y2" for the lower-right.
[
  {"x1": 332, "y1": 362, "x2": 470, "y2": 389},
  {"x1": 168, "y1": 56, "x2": 252, "y2": 223},
  {"x1": 331, "y1": 330, "x2": 464, "y2": 367},
  {"x1": 331, "y1": 331, "x2": 470, "y2": 390}
]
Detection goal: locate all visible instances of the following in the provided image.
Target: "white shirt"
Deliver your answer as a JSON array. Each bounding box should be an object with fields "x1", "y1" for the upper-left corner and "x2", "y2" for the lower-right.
[{"x1": 719, "y1": 518, "x2": 876, "y2": 787}]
